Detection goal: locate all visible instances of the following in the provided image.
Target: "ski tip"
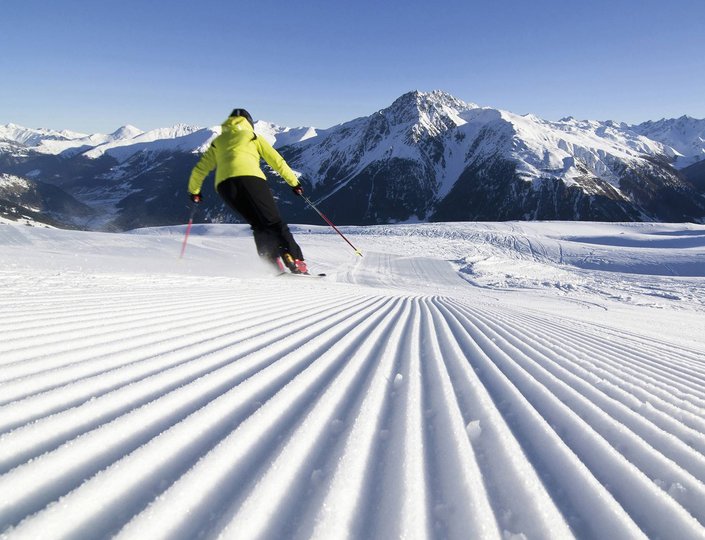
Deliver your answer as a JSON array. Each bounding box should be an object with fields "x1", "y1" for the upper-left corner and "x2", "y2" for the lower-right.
[{"x1": 355, "y1": 249, "x2": 363, "y2": 257}]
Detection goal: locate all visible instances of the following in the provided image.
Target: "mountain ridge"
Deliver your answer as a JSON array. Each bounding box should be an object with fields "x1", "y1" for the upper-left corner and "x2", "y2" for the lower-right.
[
  {"x1": 276, "y1": 91, "x2": 703, "y2": 224},
  {"x1": 1, "y1": 90, "x2": 704, "y2": 230}
]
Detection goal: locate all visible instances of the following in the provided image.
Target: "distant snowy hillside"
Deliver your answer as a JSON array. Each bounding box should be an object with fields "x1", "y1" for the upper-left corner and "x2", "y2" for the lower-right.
[
  {"x1": 82, "y1": 125, "x2": 211, "y2": 162},
  {"x1": 0, "y1": 123, "x2": 89, "y2": 147},
  {"x1": 0, "y1": 119, "x2": 315, "y2": 162},
  {"x1": 254, "y1": 121, "x2": 320, "y2": 148},
  {"x1": 0, "y1": 123, "x2": 146, "y2": 156}
]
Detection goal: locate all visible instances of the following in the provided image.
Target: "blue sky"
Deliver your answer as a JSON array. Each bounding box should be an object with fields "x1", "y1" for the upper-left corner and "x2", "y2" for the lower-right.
[{"x1": 2, "y1": 0, "x2": 704, "y2": 133}]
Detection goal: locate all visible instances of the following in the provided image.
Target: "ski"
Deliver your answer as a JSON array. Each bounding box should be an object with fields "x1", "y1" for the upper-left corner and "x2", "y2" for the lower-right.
[{"x1": 277, "y1": 272, "x2": 327, "y2": 278}]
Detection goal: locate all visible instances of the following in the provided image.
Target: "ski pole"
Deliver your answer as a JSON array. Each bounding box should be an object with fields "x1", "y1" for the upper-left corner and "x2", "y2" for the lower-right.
[
  {"x1": 302, "y1": 195, "x2": 362, "y2": 257},
  {"x1": 179, "y1": 203, "x2": 197, "y2": 259}
]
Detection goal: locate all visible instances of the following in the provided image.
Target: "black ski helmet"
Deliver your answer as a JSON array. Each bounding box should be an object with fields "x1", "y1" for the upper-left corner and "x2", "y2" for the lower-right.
[{"x1": 230, "y1": 108, "x2": 254, "y2": 128}]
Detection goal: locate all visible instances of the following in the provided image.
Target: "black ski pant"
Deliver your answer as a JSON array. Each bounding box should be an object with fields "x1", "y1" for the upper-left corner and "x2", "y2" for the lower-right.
[{"x1": 217, "y1": 176, "x2": 304, "y2": 261}]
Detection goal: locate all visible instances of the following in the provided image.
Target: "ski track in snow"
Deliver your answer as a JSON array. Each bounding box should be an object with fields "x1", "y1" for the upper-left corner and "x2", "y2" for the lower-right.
[{"x1": 1, "y1": 225, "x2": 705, "y2": 539}]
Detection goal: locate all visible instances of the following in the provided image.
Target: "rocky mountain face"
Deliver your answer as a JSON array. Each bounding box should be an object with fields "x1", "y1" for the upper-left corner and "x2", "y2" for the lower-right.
[
  {"x1": 0, "y1": 173, "x2": 97, "y2": 228},
  {"x1": 682, "y1": 159, "x2": 705, "y2": 194},
  {"x1": 278, "y1": 91, "x2": 705, "y2": 224},
  {"x1": 1, "y1": 91, "x2": 704, "y2": 230}
]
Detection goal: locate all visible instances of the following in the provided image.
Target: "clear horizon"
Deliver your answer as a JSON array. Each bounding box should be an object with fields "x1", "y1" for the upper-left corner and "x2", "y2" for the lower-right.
[{"x1": 2, "y1": 0, "x2": 704, "y2": 134}]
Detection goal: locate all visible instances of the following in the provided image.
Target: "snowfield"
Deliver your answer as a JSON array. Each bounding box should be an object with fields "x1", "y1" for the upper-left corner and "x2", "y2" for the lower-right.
[{"x1": 1, "y1": 220, "x2": 704, "y2": 539}]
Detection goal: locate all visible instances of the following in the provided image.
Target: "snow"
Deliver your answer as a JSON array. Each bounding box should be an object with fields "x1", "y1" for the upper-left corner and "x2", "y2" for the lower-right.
[
  {"x1": 633, "y1": 116, "x2": 705, "y2": 168},
  {"x1": 0, "y1": 123, "x2": 89, "y2": 146},
  {"x1": 0, "y1": 123, "x2": 142, "y2": 156},
  {"x1": 0, "y1": 120, "x2": 318, "y2": 163},
  {"x1": 254, "y1": 121, "x2": 320, "y2": 148},
  {"x1": 438, "y1": 108, "x2": 677, "y2": 197},
  {"x1": 0, "y1": 220, "x2": 704, "y2": 539},
  {"x1": 0, "y1": 174, "x2": 30, "y2": 190},
  {"x1": 82, "y1": 124, "x2": 209, "y2": 162}
]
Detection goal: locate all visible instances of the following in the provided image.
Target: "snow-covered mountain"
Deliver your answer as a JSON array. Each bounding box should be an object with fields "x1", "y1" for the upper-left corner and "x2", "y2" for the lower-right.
[
  {"x1": 280, "y1": 91, "x2": 704, "y2": 224},
  {"x1": 254, "y1": 121, "x2": 320, "y2": 148},
  {"x1": 0, "y1": 123, "x2": 146, "y2": 157},
  {"x1": 632, "y1": 116, "x2": 705, "y2": 168},
  {"x1": 1, "y1": 92, "x2": 704, "y2": 230},
  {"x1": 0, "y1": 123, "x2": 91, "y2": 147},
  {"x1": 0, "y1": 120, "x2": 311, "y2": 161},
  {"x1": 81, "y1": 125, "x2": 210, "y2": 162}
]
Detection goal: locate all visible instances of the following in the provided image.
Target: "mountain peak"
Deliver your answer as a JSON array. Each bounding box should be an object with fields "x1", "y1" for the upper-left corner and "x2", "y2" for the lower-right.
[
  {"x1": 382, "y1": 90, "x2": 478, "y2": 136},
  {"x1": 109, "y1": 125, "x2": 143, "y2": 141},
  {"x1": 389, "y1": 90, "x2": 475, "y2": 113}
]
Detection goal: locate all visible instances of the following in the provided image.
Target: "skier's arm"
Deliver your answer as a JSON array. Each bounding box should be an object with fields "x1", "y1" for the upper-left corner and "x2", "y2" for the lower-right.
[
  {"x1": 188, "y1": 144, "x2": 217, "y2": 194},
  {"x1": 256, "y1": 137, "x2": 300, "y2": 187}
]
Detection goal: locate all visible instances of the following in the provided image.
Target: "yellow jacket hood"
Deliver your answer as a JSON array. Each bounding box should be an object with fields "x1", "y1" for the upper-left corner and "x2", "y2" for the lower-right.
[{"x1": 221, "y1": 115, "x2": 253, "y2": 133}]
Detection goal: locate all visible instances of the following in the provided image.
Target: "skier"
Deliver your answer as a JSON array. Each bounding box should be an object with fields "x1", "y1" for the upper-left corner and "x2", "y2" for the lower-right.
[{"x1": 187, "y1": 108, "x2": 308, "y2": 274}]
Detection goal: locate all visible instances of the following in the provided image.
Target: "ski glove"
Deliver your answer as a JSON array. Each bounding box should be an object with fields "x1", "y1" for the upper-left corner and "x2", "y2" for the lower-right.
[
  {"x1": 292, "y1": 185, "x2": 304, "y2": 196},
  {"x1": 190, "y1": 193, "x2": 202, "y2": 203}
]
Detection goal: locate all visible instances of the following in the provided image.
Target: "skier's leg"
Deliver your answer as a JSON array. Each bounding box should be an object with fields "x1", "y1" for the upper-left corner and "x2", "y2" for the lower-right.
[
  {"x1": 217, "y1": 178, "x2": 279, "y2": 264},
  {"x1": 275, "y1": 223, "x2": 304, "y2": 260},
  {"x1": 237, "y1": 177, "x2": 305, "y2": 261}
]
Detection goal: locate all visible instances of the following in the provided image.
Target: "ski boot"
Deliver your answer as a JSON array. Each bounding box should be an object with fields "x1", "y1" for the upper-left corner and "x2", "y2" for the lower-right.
[{"x1": 282, "y1": 253, "x2": 309, "y2": 275}]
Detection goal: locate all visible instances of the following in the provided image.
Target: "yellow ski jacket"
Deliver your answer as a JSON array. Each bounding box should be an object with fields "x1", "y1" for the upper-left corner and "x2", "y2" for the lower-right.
[{"x1": 188, "y1": 116, "x2": 300, "y2": 194}]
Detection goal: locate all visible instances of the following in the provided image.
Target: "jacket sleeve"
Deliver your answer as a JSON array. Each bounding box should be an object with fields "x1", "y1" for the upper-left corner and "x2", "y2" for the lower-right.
[
  {"x1": 256, "y1": 137, "x2": 300, "y2": 187},
  {"x1": 188, "y1": 143, "x2": 217, "y2": 194}
]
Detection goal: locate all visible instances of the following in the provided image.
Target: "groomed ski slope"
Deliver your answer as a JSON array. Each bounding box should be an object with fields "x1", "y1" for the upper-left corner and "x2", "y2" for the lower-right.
[{"x1": 1, "y1": 220, "x2": 704, "y2": 539}]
